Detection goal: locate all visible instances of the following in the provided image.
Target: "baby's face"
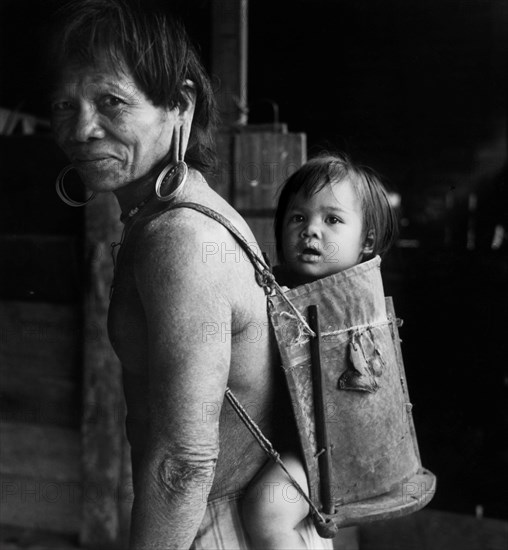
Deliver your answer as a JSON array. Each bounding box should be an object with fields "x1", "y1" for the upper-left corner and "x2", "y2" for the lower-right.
[{"x1": 281, "y1": 178, "x2": 366, "y2": 281}]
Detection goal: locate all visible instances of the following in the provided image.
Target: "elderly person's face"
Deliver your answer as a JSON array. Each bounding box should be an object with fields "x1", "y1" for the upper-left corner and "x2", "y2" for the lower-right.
[{"x1": 50, "y1": 61, "x2": 179, "y2": 191}]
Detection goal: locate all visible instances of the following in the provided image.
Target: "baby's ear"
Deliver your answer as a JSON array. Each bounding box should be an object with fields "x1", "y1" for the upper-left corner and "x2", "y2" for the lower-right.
[{"x1": 362, "y1": 230, "x2": 375, "y2": 255}]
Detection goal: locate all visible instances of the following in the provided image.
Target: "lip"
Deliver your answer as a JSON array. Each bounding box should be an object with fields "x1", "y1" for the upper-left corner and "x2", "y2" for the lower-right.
[
  {"x1": 73, "y1": 157, "x2": 120, "y2": 170},
  {"x1": 69, "y1": 148, "x2": 120, "y2": 161},
  {"x1": 299, "y1": 241, "x2": 322, "y2": 254},
  {"x1": 73, "y1": 156, "x2": 116, "y2": 162},
  {"x1": 298, "y1": 247, "x2": 322, "y2": 263},
  {"x1": 301, "y1": 246, "x2": 321, "y2": 255}
]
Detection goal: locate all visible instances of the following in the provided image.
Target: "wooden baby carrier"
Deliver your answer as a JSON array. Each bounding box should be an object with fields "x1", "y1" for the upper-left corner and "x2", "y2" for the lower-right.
[{"x1": 169, "y1": 203, "x2": 436, "y2": 538}]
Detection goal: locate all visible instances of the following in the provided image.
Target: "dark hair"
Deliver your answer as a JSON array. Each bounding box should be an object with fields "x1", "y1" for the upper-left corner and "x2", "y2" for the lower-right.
[
  {"x1": 274, "y1": 153, "x2": 398, "y2": 263},
  {"x1": 46, "y1": 0, "x2": 217, "y2": 172}
]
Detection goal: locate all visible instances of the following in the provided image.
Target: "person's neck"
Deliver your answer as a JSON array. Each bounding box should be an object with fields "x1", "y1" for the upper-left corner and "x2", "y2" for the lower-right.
[{"x1": 114, "y1": 161, "x2": 166, "y2": 221}]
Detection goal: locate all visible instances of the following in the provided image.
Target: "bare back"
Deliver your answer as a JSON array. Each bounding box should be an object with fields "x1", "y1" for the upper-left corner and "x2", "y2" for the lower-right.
[{"x1": 108, "y1": 171, "x2": 289, "y2": 521}]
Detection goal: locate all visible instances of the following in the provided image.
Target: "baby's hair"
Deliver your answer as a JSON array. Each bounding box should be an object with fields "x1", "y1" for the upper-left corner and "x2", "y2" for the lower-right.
[{"x1": 274, "y1": 152, "x2": 398, "y2": 263}]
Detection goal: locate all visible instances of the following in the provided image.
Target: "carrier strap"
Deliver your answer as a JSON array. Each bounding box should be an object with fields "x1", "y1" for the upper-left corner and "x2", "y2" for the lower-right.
[
  {"x1": 224, "y1": 389, "x2": 325, "y2": 523},
  {"x1": 166, "y1": 202, "x2": 315, "y2": 335},
  {"x1": 164, "y1": 201, "x2": 325, "y2": 523},
  {"x1": 167, "y1": 201, "x2": 272, "y2": 288}
]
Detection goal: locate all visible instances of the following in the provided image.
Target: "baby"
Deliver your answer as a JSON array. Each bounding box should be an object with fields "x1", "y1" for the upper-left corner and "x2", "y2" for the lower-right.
[{"x1": 242, "y1": 153, "x2": 398, "y2": 548}]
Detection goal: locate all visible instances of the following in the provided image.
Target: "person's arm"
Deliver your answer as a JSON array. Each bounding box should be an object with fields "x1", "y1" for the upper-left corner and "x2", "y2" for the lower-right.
[{"x1": 128, "y1": 214, "x2": 233, "y2": 549}]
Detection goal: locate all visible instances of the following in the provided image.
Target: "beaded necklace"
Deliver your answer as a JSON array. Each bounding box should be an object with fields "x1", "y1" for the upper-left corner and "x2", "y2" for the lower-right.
[{"x1": 110, "y1": 191, "x2": 154, "y2": 299}]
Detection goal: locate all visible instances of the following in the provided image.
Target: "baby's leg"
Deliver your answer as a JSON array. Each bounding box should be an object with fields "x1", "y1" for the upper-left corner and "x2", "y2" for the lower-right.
[{"x1": 242, "y1": 453, "x2": 310, "y2": 549}]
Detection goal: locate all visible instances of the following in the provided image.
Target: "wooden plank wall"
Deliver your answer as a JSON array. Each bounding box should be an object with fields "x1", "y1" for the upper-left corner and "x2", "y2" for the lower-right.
[
  {"x1": 0, "y1": 136, "x2": 86, "y2": 545},
  {"x1": 0, "y1": 136, "x2": 131, "y2": 548},
  {"x1": 0, "y1": 302, "x2": 82, "y2": 536},
  {"x1": 210, "y1": 128, "x2": 307, "y2": 266}
]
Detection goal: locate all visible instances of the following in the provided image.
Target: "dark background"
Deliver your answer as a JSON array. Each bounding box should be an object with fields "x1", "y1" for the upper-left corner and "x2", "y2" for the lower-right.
[{"x1": 1, "y1": 0, "x2": 507, "y2": 522}]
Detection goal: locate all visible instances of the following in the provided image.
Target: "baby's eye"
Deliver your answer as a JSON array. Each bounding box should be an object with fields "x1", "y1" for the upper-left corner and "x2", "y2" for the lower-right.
[
  {"x1": 288, "y1": 214, "x2": 305, "y2": 223},
  {"x1": 326, "y1": 215, "x2": 342, "y2": 225}
]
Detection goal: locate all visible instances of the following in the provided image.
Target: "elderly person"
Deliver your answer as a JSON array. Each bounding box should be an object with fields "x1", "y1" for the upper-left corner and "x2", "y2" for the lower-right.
[{"x1": 48, "y1": 1, "x2": 332, "y2": 548}]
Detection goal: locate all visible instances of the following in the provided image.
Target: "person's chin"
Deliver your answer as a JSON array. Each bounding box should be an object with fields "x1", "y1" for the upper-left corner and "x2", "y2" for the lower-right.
[
  {"x1": 75, "y1": 160, "x2": 125, "y2": 191},
  {"x1": 292, "y1": 259, "x2": 329, "y2": 281}
]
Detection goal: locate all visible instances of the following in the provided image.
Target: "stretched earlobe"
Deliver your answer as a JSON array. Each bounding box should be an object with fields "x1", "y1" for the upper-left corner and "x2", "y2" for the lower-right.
[
  {"x1": 175, "y1": 81, "x2": 196, "y2": 162},
  {"x1": 179, "y1": 80, "x2": 197, "y2": 115}
]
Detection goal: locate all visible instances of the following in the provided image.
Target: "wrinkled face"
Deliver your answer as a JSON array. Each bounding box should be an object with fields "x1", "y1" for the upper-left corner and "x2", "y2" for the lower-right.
[
  {"x1": 50, "y1": 62, "x2": 178, "y2": 192},
  {"x1": 281, "y1": 178, "x2": 367, "y2": 281}
]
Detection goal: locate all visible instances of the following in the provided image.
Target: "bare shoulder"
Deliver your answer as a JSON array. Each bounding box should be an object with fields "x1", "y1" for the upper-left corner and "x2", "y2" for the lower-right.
[
  {"x1": 133, "y1": 188, "x2": 267, "y2": 331},
  {"x1": 135, "y1": 204, "x2": 254, "y2": 287}
]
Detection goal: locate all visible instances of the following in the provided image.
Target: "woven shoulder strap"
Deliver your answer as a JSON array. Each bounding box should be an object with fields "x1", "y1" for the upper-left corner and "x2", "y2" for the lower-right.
[
  {"x1": 166, "y1": 201, "x2": 276, "y2": 293},
  {"x1": 167, "y1": 202, "x2": 315, "y2": 335}
]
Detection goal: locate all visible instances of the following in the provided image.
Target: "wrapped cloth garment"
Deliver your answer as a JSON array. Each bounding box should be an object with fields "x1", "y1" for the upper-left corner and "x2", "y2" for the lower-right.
[{"x1": 190, "y1": 492, "x2": 333, "y2": 549}]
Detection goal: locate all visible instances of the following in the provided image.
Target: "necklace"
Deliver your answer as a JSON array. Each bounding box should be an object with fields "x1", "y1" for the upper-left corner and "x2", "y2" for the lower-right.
[
  {"x1": 119, "y1": 191, "x2": 154, "y2": 224},
  {"x1": 109, "y1": 225, "x2": 127, "y2": 300},
  {"x1": 110, "y1": 191, "x2": 154, "y2": 299}
]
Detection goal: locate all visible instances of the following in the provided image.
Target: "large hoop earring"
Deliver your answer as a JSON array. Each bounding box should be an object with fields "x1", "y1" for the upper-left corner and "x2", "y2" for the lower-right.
[
  {"x1": 154, "y1": 162, "x2": 188, "y2": 202},
  {"x1": 56, "y1": 165, "x2": 96, "y2": 207},
  {"x1": 155, "y1": 126, "x2": 189, "y2": 202}
]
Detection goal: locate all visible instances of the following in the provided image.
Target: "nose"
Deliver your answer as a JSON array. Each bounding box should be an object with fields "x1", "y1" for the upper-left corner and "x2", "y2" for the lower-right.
[
  {"x1": 301, "y1": 218, "x2": 321, "y2": 238},
  {"x1": 71, "y1": 105, "x2": 105, "y2": 142}
]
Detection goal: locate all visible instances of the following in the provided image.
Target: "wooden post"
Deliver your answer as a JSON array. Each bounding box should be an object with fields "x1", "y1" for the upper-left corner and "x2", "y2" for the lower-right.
[
  {"x1": 80, "y1": 193, "x2": 126, "y2": 549},
  {"x1": 232, "y1": 130, "x2": 307, "y2": 265},
  {"x1": 211, "y1": 0, "x2": 249, "y2": 126}
]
